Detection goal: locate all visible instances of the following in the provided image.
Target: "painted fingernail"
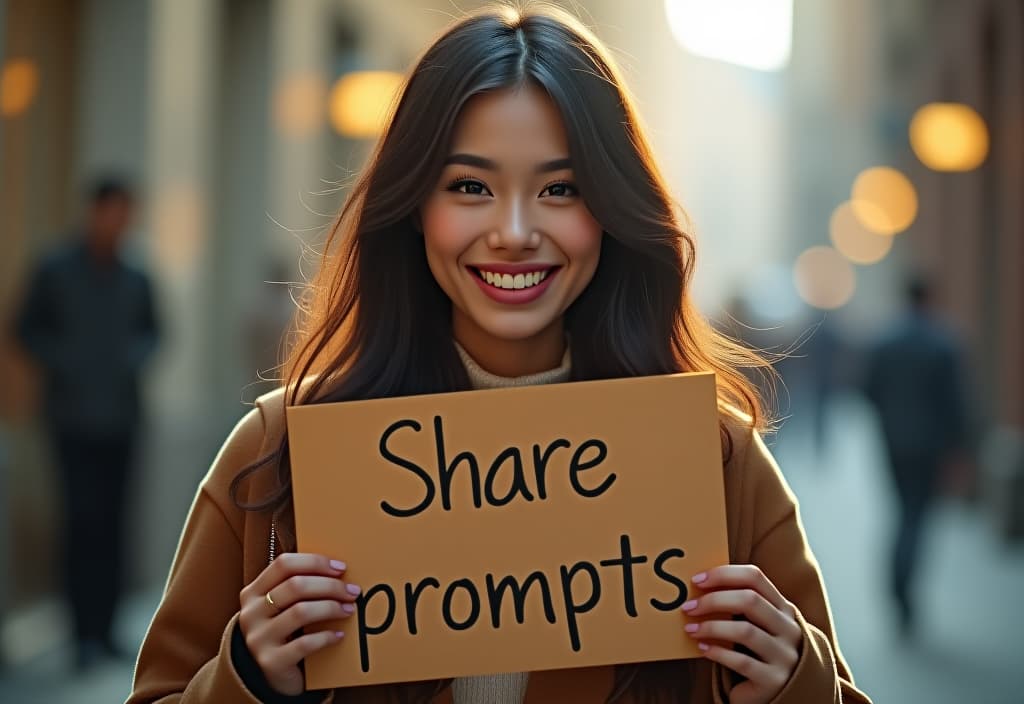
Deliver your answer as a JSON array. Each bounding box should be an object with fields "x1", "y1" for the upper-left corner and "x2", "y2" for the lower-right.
[
  {"x1": 330, "y1": 560, "x2": 347, "y2": 571},
  {"x1": 334, "y1": 631, "x2": 345, "y2": 639},
  {"x1": 682, "y1": 600, "x2": 698, "y2": 611},
  {"x1": 684, "y1": 623, "x2": 699, "y2": 634},
  {"x1": 692, "y1": 572, "x2": 707, "y2": 584},
  {"x1": 346, "y1": 583, "x2": 362, "y2": 596},
  {"x1": 698, "y1": 642, "x2": 709, "y2": 652},
  {"x1": 341, "y1": 603, "x2": 356, "y2": 615}
]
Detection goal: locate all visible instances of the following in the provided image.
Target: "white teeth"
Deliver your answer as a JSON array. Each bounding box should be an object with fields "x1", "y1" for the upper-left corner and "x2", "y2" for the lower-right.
[{"x1": 477, "y1": 268, "x2": 553, "y2": 290}]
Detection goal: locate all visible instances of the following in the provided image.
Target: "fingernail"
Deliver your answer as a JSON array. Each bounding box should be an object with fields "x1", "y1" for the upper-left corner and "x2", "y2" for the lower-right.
[
  {"x1": 682, "y1": 600, "x2": 698, "y2": 611},
  {"x1": 335, "y1": 631, "x2": 345, "y2": 639},
  {"x1": 698, "y1": 642, "x2": 709, "y2": 652},
  {"x1": 330, "y1": 560, "x2": 347, "y2": 571},
  {"x1": 684, "y1": 623, "x2": 699, "y2": 634},
  {"x1": 341, "y1": 603, "x2": 356, "y2": 615},
  {"x1": 346, "y1": 583, "x2": 362, "y2": 596},
  {"x1": 692, "y1": 572, "x2": 707, "y2": 584}
]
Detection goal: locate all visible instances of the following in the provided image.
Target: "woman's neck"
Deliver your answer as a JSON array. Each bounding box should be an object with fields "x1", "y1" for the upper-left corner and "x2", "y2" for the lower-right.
[{"x1": 452, "y1": 316, "x2": 566, "y2": 378}]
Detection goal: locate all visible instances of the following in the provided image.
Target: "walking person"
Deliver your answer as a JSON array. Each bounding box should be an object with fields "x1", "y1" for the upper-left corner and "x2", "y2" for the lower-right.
[
  {"x1": 16, "y1": 177, "x2": 160, "y2": 669},
  {"x1": 864, "y1": 276, "x2": 968, "y2": 637}
]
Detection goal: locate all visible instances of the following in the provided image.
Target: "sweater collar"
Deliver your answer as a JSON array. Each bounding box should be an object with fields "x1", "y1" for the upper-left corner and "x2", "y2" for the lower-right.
[{"x1": 454, "y1": 340, "x2": 571, "y2": 390}]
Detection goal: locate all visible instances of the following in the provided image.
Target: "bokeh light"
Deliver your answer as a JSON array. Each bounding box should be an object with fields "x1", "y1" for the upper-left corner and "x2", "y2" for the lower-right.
[
  {"x1": 664, "y1": 0, "x2": 792, "y2": 71},
  {"x1": 329, "y1": 71, "x2": 404, "y2": 138},
  {"x1": 829, "y1": 201, "x2": 894, "y2": 264},
  {"x1": 1, "y1": 59, "x2": 39, "y2": 117},
  {"x1": 793, "y1": 246, "x2": 856, "y2": 310},
  {"x1": 273, "y1": 72, "x2": 327, "y2": 138},
  {"x1": 910, "y1": 102, "x2": 989, "y2": 172},
  {"x1": 850, "y1": 167, "x2": 918, "y2": 235}
]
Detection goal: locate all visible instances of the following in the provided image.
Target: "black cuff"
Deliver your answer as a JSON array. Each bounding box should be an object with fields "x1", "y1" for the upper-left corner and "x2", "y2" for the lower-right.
[{"x1": 230, "y1": 621, "x2": 327, "y2": 704}]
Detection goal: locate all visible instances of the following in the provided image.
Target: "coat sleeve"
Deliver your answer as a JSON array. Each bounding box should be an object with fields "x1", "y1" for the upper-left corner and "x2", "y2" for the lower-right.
[
  {"x1": 125, "y1": 407, "x2": 334, "y2": 704},
  {"x1": 713, "y1": 430, "x2": 872, "y2": 704}
]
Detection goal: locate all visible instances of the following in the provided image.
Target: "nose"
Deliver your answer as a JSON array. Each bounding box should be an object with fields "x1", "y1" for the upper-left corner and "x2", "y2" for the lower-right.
[{"x1": 488, "y1": 198, "x2": 541, "y2": 251}]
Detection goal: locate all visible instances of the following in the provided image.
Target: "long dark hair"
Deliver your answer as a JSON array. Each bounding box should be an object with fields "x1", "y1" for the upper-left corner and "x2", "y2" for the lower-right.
[{"x1": 232, "y1": 3, "x2": 770, "y2": 702}]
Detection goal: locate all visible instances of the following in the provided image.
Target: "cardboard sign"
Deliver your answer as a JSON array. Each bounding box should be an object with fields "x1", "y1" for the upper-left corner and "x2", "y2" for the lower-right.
[{"x1": 288, "y1": 372, "x2": 729, "y2": 690}]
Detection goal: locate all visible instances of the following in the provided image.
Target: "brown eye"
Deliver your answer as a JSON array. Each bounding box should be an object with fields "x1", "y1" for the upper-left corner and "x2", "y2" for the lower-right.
[
  {"x1": 540, "y1": 181, "x2": 578, "y2": 198},
  {"x1": 446, "y1": 178, "x2": 491, "y2": 196}
]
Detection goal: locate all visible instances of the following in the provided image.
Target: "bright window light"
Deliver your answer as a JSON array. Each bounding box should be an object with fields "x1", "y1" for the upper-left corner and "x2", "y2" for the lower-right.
[{"x1": 664, "y1": 0, "x2": 793, "y2": 71}]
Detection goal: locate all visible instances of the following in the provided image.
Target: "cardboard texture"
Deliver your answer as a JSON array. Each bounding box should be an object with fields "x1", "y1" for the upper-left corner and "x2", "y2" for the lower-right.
[{"x1": 287, "y1": 372, "x2": 729, "y2": 689}]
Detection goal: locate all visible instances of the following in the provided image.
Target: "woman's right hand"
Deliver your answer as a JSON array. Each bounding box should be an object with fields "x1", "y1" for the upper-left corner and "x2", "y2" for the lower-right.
[{"x1": 238, "y1": 553, "x2": 361, "y2": 696}]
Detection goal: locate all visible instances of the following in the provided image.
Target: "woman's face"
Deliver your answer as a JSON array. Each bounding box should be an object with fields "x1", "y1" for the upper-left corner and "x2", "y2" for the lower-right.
[{"x1": 420, "y1": 84, "x2": 603, "y2": 356}]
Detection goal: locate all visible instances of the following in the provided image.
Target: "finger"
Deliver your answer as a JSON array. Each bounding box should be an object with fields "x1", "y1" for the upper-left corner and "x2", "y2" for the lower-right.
[
  {"x1": 259, "y1": 598, "x2": 356, "y2": 643},
  {"x1": 277, "y1": 628, "x2": 345, "y2": 668},
  {"x1": 244, "y1": 553, "x2": 346, "y2": 603},
  {"x1": 255, "y1": 629, "x2": 344, "y2": 689},
  {"x1": 685, "y1": 619, "x2": 798, "y2": 669},
  {"x1": 697, "y1": 642, "x2": 787, "y2": 691},
  {"x1": 682, "y1": 589, "x2": 799, "y2": 642},
  {"x1": 693, "y1": 565, "x2": 790, "y2": 614},
  {"x1": 268, "y1": 575, "x2": 362, "y2": 613}
]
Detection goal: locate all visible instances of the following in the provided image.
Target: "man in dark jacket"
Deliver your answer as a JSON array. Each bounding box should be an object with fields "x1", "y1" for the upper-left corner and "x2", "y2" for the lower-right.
[
  {"x1": 16, "y1": 178, "x2": 160, "y2": 669},
  {"x1": 864, "y1": 277, "x2": 967, "y2": 637}
]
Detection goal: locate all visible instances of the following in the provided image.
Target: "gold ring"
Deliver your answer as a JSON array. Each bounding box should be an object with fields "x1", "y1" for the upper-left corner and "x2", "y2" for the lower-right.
[{"x1": 265, "y1": 591, "x2": 280, "y2": 613}]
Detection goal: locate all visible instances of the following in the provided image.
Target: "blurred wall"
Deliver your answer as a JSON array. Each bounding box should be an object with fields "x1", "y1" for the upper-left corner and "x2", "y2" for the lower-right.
[
  {"x1": 876, "y1": 0, "x2": 1023, "y2": 430},
  {"x1": 2, "y1": 0, "x2": 97, "y2": 607}
]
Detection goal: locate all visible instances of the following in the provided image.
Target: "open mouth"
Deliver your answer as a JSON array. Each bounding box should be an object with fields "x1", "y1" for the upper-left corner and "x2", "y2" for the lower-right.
[{"x1": 468, "y1": 265, "x2": 561, "y2": 291}]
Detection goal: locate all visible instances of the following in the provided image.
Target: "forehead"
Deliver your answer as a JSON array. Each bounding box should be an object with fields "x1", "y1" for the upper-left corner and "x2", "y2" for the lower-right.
[{"x1": 449, "y1": 84, "x2": 569, "y2": 158}]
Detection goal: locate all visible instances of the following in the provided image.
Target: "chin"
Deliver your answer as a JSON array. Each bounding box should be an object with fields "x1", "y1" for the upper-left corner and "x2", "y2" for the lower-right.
[{"x1": 471, "y1": 311, "x2": 562, "y2": 343}]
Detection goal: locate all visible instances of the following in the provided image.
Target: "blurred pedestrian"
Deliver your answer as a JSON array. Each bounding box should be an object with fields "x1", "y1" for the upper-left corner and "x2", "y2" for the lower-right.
[
  {"x1": 863, "y1": 276, "x2": 967, "y2": 637},
  {"x1": 15, "y1": 177, "x2": 160, "y2": 670}
]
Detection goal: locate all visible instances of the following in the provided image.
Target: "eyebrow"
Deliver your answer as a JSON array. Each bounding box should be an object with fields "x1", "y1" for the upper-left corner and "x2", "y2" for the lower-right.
[{"x1": 443, "y1": 153, "x2": 572, "y2": 174}]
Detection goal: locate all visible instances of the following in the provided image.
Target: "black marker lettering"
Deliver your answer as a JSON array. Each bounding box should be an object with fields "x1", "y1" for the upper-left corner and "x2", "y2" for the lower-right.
[
  {"x1": 532, "y1": 438, "x2": 570, "y2": 499},
  {"x1": 434, "y1": 416, "x2": 482, "y2": 510},
  {"x1": 484, "y1": 447, "x2": 535, "y2": 505},
  {"x1": 441, "y1": 578, "x2": 481, "y2": 631},
  {"x1": 649, "y1": 548, "x2": 688, "y2": 611},
  {"x1": 599, "y1": 534, "x2": 648, "y2": 617},
  {"x1": 378, "y1": 419, "x2": 435, "y2": 518},
  {"x1": 569, "y1": 439, "x2": 615, "y2": 498},
  {"x1": 404, "y1": 577, "x2": 440, "y2": 635},
  {"x1": 485, "y1": 571, "x2": 557, "y2": 628},
  {"x1": 356, "y1": 584, "x2": 396, "y2": 673},
  {"x1": 559, "y1": 561, "x2": 601, "y2": 652}
]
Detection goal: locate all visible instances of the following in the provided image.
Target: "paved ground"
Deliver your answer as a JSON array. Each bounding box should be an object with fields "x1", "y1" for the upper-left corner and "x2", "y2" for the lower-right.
[{"x1": 2, "y1": 391, "x2": 1022, "y2": 703}]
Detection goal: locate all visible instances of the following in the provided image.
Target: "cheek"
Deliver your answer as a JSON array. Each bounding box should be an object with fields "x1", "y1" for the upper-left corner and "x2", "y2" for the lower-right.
[
  {"x1": 420, "y1": 200, "x2": 476, "y2": 298},
  {"x1": 421, "y1": 201, "x2": 476, "y2": 259},
  {"x1": 553, "y1": 209, "x2": 603, "y2": 272}
]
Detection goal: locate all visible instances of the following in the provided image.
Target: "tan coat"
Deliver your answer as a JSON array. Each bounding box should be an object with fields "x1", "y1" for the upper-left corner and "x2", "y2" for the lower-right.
[{"x1": 127, "y1": 389, "x2": 872, "y2": 704}]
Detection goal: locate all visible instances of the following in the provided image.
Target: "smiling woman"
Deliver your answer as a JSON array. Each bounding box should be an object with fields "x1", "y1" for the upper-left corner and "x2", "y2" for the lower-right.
[
  {"x1": 127, "y1": 3, "x2": 872, "y2": 704},
  {"x1": 421, "y1": 84, "x2": 603, "y2": 376}
]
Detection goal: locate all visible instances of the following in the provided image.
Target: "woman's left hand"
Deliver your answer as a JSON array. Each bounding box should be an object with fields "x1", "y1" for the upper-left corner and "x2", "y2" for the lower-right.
[{"x1": 682, "y1": 565, "x2": 803, "y2": 704}]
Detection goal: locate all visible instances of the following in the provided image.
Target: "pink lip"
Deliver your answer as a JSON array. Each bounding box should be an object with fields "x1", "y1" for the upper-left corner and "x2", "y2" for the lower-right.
[{"x1": 467, "y1": 265, "x2": 560, "y2": 305}]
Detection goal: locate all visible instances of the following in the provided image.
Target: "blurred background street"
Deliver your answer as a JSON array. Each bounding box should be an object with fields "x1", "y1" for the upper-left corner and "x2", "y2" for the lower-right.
[{"x1": 2, "y1": 1, "x2": 1022, "y2": 703}]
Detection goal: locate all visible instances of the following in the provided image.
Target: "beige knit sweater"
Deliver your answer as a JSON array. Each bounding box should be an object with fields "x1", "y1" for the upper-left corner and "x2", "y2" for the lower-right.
[{"x1": 450, "y1": 341, "x2": 571, "y2": 704}]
